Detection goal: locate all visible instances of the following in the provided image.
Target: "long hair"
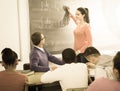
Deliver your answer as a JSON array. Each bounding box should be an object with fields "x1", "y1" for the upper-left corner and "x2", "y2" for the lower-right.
[
  {"x1": 113, "y1": 51, "x2": 120, "y2": 80},
  {"x1": 77, "y1": 7, "x2": 90, "y2": 23}
]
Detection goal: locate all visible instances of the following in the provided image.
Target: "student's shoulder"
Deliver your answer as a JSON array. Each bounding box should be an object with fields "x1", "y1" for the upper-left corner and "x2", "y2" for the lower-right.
[
  {"x1": 94, "y1": 77, "x2": 108, "y2": 84},
  {"x1": 16, "y1": 71, "x2": 28, "y2": 78},
  {"x1": 0, "y1": 71, "x2": 5, "y2": 76},
  {"x1": 76, "y1": 62, "x2": 87, "y2": 67}
]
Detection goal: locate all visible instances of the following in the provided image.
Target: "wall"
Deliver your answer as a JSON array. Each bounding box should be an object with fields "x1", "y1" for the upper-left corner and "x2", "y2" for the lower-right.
[
  {"x1": 0, "y1": 0, "x2": 20, "y2": 70},
  {"x1": 0, "y1": 0, "x2": 30, "y2": 70},
  {"x1": 17, "y1": 0, "x2": 30, "y2": 69}
]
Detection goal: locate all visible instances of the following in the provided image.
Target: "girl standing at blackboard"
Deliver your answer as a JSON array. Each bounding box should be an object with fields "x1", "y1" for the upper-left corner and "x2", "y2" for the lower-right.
[{"x1": 66, "y1": 6, "x2": 92, "y2": 54}]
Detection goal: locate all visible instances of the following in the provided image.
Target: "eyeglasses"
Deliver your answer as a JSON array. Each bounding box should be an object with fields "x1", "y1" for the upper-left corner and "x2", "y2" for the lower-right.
[{"x1": 41, "y1": 36, "x2": 45, "y2": 40}]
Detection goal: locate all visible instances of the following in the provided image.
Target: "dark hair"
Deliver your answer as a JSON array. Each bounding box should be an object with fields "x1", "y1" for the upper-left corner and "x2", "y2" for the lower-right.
[
  {"x1": 31, "y1": 32, "x2": 42, "y2": 45},
  {"x1": 62, "y1": 48, "x2": 76, "y2": 63},
  {"x1": 83, "y1": 46, "x2": 101, "y2": 57},
  {"x1": 1, "y1": 48, "x2": 18, "y2": 65},
  {"x1": 77, "y1": 7, "x2": 90, "y2": 23},
  {"x1": 113, "y1": 51, "x2": 120, "y2": 80}
]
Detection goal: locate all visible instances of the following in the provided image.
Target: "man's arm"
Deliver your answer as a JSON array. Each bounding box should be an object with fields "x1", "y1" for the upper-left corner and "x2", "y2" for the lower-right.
[
  {"x1": 44, "y1": 50, "x2": 64, "y2": 65},
  {"x1": 41, "y1": 68, "x2": 62, "y2": 83}
]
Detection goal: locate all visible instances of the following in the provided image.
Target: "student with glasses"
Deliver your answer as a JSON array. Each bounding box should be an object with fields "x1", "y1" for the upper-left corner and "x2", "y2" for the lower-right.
[{"x1": 30, "y1": 32, "x2": 64, "y2": 72}]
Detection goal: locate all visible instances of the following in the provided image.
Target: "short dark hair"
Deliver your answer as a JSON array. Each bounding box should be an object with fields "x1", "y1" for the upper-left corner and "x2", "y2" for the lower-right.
[
  {"x1": 31, "y1": 32, "x2": 42, "y2": 45},
  {"x1": 83, "y1": 46, "x2": 101, "y2": 57},
  {"x1": 113, "y1": 51, "x2": 120, "y2": 79},
  {"x1": 1, "y1": 48, "x2": 18, "y2": 65},
  {"x1": 62, "y1": 48, "x2": 76, "y2": 63}
]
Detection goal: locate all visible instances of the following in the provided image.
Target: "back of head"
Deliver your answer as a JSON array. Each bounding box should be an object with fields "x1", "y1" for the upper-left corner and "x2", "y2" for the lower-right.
[
  {"x1": 31, "y1": 32, "x2": 42, "y2": 46},
  {"x1": 1, "y1": 48, "x2": 18, "y2": 65},
  {"x1": 62, "y1": 48, "x2": 76, "y2": 63},
  {"x1": 84, "y1": 46, "x2": 101, "y2": 57},
  {"x1": 113, "y1": 51, "x2": 120, "y2": 79},
  {"x1": 77, "y1": 7, "x2": 90, "y2": 23}
]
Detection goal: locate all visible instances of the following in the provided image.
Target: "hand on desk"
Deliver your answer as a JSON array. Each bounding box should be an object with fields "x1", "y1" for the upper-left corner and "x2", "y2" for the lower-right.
[
  {"x1": 86, "y1": 62, "x2": 96, "y2": 69},
  {"x1": 50, "y1": 66, "x2": 58, "y2": 71}
]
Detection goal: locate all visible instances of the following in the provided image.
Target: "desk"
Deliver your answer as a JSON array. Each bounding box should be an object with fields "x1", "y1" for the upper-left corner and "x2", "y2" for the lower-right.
[
  {"x1": 26, "y1": 72, "x2": 44, "y2": 91},
  {"x1": 27, "y1": 72, "x2": 62, "y2": 91},
  {"x1": 27, "y1": 72, "x2": 44, "y2": 85}
]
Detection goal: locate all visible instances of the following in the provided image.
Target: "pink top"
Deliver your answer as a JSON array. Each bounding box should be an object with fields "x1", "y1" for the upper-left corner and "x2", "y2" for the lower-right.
[
  {"x1": 86, "y1": 77, "x2": 120, "y2": 91},
  {"x1": 71, "y1": 14, "x2": 92, "y2": 53},
  {"x1": 0, "y1": 71, "x2": 28, "y2": 91}
]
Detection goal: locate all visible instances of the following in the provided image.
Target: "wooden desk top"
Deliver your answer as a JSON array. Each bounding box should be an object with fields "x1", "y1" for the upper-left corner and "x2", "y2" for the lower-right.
[{"x1": 27, "y1": 72, "x2": 45, "y2": 85}]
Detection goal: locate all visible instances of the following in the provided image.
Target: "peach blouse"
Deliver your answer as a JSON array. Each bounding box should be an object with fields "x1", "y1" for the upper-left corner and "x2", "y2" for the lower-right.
[{"x1": 71, "y1": 14, "x2": 92, "y2": 53}]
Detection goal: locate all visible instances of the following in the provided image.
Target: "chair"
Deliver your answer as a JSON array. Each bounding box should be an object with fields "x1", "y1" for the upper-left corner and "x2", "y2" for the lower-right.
[
  {"x1": 23, "y1": 63, "x2": 30, "y2": 70},
  {"x1": 25, "y1": 84, "x2": 28, "y2": 91},
  {"x1": 66, "y1": 87, "x2": 87, "y2": 91}
]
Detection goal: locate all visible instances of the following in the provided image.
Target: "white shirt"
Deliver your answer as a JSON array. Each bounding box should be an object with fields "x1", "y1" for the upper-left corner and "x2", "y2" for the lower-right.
[
  {"x1": 35, "y1": 46, "x2": 44, "y2": 52},
  {"x1": 41, "y1": 63, "x2": 88, "y2": 91}
]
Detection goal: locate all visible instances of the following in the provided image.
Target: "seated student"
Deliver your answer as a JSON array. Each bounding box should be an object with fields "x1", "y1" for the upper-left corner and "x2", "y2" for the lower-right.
[
  {"x1": 77, "y1": 46, "x2": 101, "y2": 64},
  {"x1": 0, "y1": 48, "x2": 28, "y2": 91},
  {"x1": 86, "y1": 51, "x2": 120, "y2": 91},
  {"x1": 94, "y1": 54, "x2": 114, "y2": 80},
  {"x1": 77, "y1": 47, "x2": 101, "y2": 81},
  {"x1": 41, "y1": 48, "x2": 88, "y2": 91},
  {"x1": 30, "y1": 32, "x2": 64, "y2": 72}
]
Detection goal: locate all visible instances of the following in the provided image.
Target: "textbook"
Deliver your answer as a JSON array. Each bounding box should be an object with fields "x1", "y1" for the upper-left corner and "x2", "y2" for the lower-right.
[{"x1": 17, "y1": 70, "x2": 34, "y2": 76}]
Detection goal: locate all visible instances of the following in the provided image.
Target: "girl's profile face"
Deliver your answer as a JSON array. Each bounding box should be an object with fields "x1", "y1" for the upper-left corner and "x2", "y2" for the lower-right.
[
  {"x1": 113, "y1": 68, "x2": 119, "y2": 80},
  {"x1": 87, "y1": 55, "x2": 100, "y2": 64},
  {"x1": 75, "y1": 10, "x2": 84, "y2": 20}
]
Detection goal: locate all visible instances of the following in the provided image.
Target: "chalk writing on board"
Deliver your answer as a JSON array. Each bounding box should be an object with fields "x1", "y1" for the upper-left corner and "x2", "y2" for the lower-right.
[{"x1": 29, "y1": 0, "x2": 73, "y2": 54}]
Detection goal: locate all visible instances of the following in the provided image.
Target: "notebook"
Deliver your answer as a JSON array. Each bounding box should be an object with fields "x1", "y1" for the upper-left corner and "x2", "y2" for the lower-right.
[{"x1": 17, "y1": 70, "x2": 34, "y2": 76}]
